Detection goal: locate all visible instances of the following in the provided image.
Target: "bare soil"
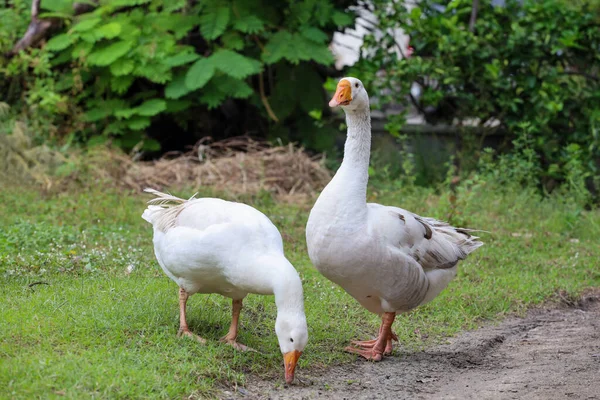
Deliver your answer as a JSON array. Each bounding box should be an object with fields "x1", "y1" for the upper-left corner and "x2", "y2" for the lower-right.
[{"x1": 227, "y1": 290, "x2": 600, "y2": 400}]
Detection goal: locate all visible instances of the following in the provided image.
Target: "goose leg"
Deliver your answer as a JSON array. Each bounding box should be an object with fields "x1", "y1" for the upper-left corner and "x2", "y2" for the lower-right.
[
  {"x1": 345, "y1": 312, "x2": 396, "y2": 360},
  {"x1": 176, "y1": 287, "x2": 206, "y2": 343},
  {"x1": 351, "y1": 323, "x2": 398, "y2": 355},
  {"x1": 220, "y1": 299, "x2": 257, "y2": 352}
]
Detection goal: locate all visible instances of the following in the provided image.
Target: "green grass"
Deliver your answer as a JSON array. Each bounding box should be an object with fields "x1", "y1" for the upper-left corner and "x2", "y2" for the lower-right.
[{"x1": 1, "y1": 182, "x2": 599, "y2": 399}]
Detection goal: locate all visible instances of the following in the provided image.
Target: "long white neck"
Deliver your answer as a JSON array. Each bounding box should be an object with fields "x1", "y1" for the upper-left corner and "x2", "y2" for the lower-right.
[
  {"x1": 263, "y1": 255, "x2": 305, "y2": 317},
  {"x1": 338, "y1": 108, "x2": 372, "y2": 195},
  {"x1": 311, "y1": 107, "x2": 371, "y2": 225}
]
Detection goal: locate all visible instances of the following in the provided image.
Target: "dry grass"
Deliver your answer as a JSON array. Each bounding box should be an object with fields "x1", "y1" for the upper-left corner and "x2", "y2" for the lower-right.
[
  {"x1": 31, "y1": 136, "x2": 331, "y2": 201},
  {"x1": 0, "y1": 120, "x2": 331, "y2": 199},
  {"x1": 0, "y1": 121, "x2": 65, "y2": 190}
]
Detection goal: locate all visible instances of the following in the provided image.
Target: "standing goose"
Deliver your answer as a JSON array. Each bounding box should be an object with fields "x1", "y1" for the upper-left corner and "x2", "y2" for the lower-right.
[
  {"x1": 142, "y1": 188, "x2": 308, "y2": 383},
  {"x1": 306, "y1": 77, "x2": 483, "y2": 361}
]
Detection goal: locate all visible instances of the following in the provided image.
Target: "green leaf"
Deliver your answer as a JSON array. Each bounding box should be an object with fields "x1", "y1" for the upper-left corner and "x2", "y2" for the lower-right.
[
  {"x1": 71, "y1": 41, "x2": 93, "y2": 59},
  {"x1": 136, "y1": 99, "x2": 167, "y2": 116},
  {"x1": 332, "y1": 11, "x2": 353, "y2": 27},
  {"x1": 410, "y1": 7, "x2": 422, "y2": 20},
  {"x1": 87, "y1": 41, "x2": 133, "y2": 66},
  {"x1": 295, "y1": 35, "x2": 333, "y2": 65},
  {"x1": 80, "y1": 32, "x2": 98, "y2": 43},
  {"x1": 84, "y1": 99, "x2": 127, "y2": 121},
  {"x1": 485, "y1": 63, "x2": 500, "y2": 79},
  {"x1": 111, "y1": 75, "x2": 135, "y2": 94},
  {"x1": 152, "y1": 14, "x2": 201, "y2": 39},
  {"x1": 95, "y1": 22, "x2": 122, "y2": 39},
  {"x1": 142, "y1": 138, "x2": 161, "y2": 151},
  {"x1": 51, "y1": 49, "x2": 73, "y2": 66},
  {"x1": 308, "y1": 109, "x2": 322, "y2": 120},
  {"x1": 110, "y1": 58, "x2": 135, "y2": 76},
  {"x1": 115, "y1": 108, "x2": 139, "y2": 119},
  {"x1": 264, "y1": 33, "x2": 333, "y2": 65},
  {"x1": 199, "y1": 3, "x2": 230, "y2": 40},
  {"x1": 111, "y1": 0, "x2": 151, "y2": 5},
  {"x1": 165, "y1": 74, "x2": 192, "y2": 99},
  {"x1": 55, "y1": 72, "x2": 74, "y2": 92},
  {"x1": 134, "y1": 64, "x2": 172, "y2": 84},
  {"x1": 165, "y1": 99, "x2": 192, "y2": 113},
  {"x1": 45, "y1": 34, "x2": 73, "y2": 51},
  {"x1": 200, "y1": 89, "x2": 227, "y2": 109},
  {"x1": 41, "y1": 0, "x2": 74, "y2": 13},
  {"x1": 300, "y1": 27, "x2": 328, "y2": 44},
  {"x1": 84, "y1": 107, "x2": 113, "y2": 122},
  {"x1": 38, "y1": 11, "x2": 74, "y2": 19},
  {"x1": 213, "y1": 75, "x2": 253, "y2": 98},
  {"x1": 127, "y1": 117, "x2": 152, "y2": 130},
  {"x1": 164, "y1": 52, "x2": 200, "y2": 67},
  {"x1": 211, "y1": 49, "x2": 261, "y2": 79},
  {"x1": 221, "y1": 32, "x2": 245, "y2": 50},
  {"x1": 232, "y1": 15, "x2": 264, "y2": 34},
  {"x1": 72, "y1": 18, "x2": 102, "y2": 33},
  {"x1": 185, "y1": 58, "x2": 216, "y2": 90},
  {"x1": 113, "y1": 131, "x2": 144, "y2": 149},
  {"x1": 199, "y1": 75, "x2": 253, "y2": 109},
  {"x1": 262, "y1": 30, "x2": 294, "y2": 64}
]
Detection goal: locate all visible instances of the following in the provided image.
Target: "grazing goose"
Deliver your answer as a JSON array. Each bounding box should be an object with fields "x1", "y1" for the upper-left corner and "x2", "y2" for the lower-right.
[
  {"x1": 142, "y1": 188, "x2": 308, "y2": 383},
  {"x1": 306, "y1": 77, "x2": 483, "y2": 361}
]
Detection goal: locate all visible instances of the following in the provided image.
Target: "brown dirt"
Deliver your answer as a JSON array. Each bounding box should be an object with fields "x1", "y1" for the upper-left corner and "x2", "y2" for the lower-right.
[{"x1": 227, "y1": 291, "x2": 600, "y2": 400}]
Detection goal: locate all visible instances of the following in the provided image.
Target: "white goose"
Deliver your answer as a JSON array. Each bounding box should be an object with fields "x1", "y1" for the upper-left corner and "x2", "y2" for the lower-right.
[
  {"x1": 142, "y1": 189, "x2": 308, "y2": 383},
  {"x1": 306, "y1": 77, "x2": 483, "y2": 361}
]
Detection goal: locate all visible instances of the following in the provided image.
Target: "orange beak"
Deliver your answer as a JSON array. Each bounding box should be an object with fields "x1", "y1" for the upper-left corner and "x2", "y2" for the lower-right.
[
  {"x1": 283, "y1": 350, "x2": 302, "y2": 384},
  {"x1": 329, "y1": 79, "x2": 352, "y2": 107}
]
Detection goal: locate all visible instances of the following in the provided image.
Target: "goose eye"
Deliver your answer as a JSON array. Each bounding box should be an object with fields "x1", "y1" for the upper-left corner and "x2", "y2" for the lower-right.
[
  {"x1": 355, "y1": 83, "x2": 359, "y2": 88},
  {"x1": 290, "y1": 338, "x2": 294, "y2": 343}
]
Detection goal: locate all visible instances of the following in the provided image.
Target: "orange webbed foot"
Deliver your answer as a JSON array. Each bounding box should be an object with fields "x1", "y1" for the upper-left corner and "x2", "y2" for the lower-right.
[
  {"x1": 177, "y1": 328, "x2": 207, "y2": 344},
  {"x1": 346, "y1": 312, "x2": 397, "y2": 360},
  {"x1": 344, "y1": 345, "x2": 384, "y2": 361},
  {"x1": 220, "y1": 336, "x2": 259, "y2": 353}
]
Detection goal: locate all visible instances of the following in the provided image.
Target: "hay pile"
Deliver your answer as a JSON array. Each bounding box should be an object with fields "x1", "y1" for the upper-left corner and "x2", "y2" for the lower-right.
[
  {"x1": 1, "y1": 128, "x2": 332, "y2": 199},
  {"x1": 96, "y1": 137, "x2": 332, "y2": 199}
]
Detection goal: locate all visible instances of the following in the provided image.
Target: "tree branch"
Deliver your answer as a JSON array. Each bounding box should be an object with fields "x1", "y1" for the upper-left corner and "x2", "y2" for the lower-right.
[
  {"x1": 11, "y1": 0, "x2": 54, "y2": 55},
  {"x1": 258, "y1": 72, "x2": 279, "y2": 123},
  {"x1": 9, "y1": 1, "x2": 97, "y2": 57},
  {"x1": 31, "y1": 0, "x2": 41, "y2": 17},
  {"x1": 408, "y1": 90, "x2": 427, "y2": 115},
  {"x1": 469, "y1": 0, "x2": 479, "y2": 32}
]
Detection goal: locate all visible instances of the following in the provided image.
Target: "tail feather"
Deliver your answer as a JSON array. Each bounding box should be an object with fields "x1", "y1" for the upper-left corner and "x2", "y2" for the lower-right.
[
  {"x1": 411, "y1": 217, "x2": 484, "y2": 271},
  {"x1": 424, "y1": 217, "x2": 484, "y2": 258},
  {"x1": 143, "y1": 188, "x2": 197, "y2": 206},
  {"x1": 142, "y1": 188, "x2": 197, "y2": 232}
]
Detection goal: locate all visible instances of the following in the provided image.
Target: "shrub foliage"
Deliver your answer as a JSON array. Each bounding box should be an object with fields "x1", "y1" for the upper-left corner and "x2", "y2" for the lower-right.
[
  {"x1": 1, "y1": 0, "x2": 355, "y2": 150},
  {"x1": 353, "y1": 0, "x2": 600, "y2": 189}
]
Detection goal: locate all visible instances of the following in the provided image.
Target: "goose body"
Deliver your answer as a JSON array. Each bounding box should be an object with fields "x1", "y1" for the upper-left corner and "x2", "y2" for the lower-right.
[
  {"x1": 142, "y1": 189, "x2": 307, "y2": 383},
  {"x1": 306, "y1": 77, "x2": 483, "y2": 360},
  {"x1": 147, "y1": 197, "x2": 284, "y2": 298}
]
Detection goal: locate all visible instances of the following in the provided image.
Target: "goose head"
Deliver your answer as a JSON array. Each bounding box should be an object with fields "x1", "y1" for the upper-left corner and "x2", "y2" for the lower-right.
[
  {"x1": 329, "y1": 77, "x2": 369, "y2": 112},
  {"x1": 275, "y1": 311, "x2": 308, "y2": 384}
]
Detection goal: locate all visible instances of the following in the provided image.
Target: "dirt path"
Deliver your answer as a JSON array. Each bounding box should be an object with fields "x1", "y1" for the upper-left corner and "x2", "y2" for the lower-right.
[{"x1": 231, "y1": 291, "x2": 600, "y2": 400}]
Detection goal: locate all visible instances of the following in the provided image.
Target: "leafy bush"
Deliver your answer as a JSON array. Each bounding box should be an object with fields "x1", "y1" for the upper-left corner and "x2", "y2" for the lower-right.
[
  {"x1": 2, "y1": 0, "x2": 355, "y2": 151},
  {"x1": 353, "y1": 0, "x2": 600, "y2": 194}
]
